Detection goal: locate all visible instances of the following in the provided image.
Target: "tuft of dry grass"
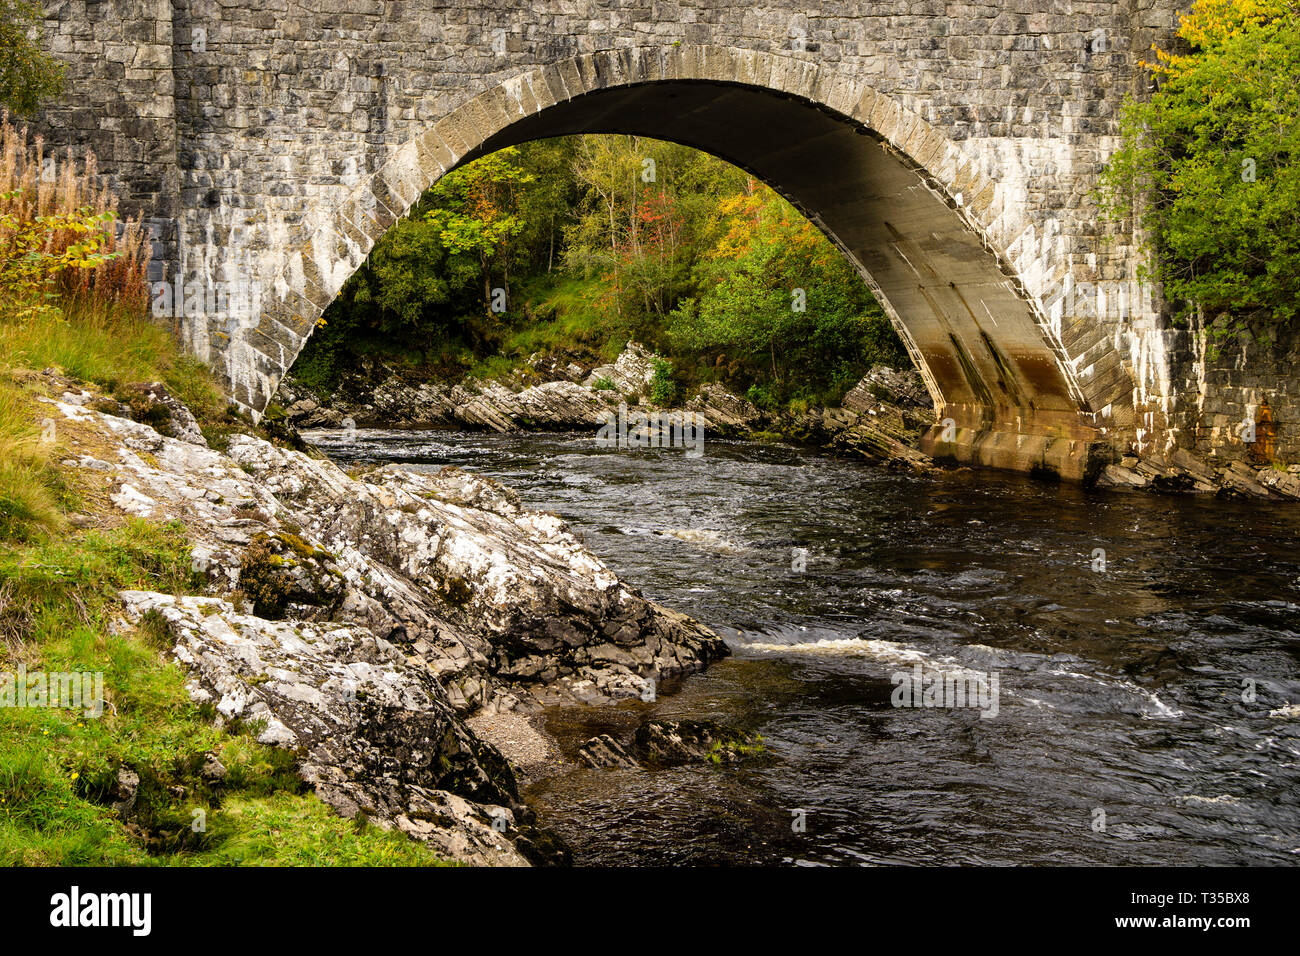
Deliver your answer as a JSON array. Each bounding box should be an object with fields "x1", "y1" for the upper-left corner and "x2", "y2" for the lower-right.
[
  {"x1": 0, "y1": 381, "x2": 64, "y2": 541},
  {"x1": 0, "y1": 113, "x2": 149, "y2": 314}
]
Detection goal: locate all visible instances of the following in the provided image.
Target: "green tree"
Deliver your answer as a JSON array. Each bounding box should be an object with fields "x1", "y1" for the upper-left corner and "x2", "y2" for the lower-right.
[
  {"x1": 1100, "y1": 0, "x2": 1300, "y2": 335},
  {"x1": 0, "y1": 1, "x2": 64, "y2": 116},
  {"x1": 670, "y1": 182, "x2": 906, "y2": 402},
  {"x1": 426, "y1": 147, "x2": 534, "y2": 317}
]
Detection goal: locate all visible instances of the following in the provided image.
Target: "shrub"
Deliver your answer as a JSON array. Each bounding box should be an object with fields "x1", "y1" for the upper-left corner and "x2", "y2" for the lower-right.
[
  {"x1": 746, "y1": 383, "x2": 777, "y2": 411},
  {"x1": 1100, "y1": 0, "x2": 1300, "y2": 334},
  {"x1": 649, "y1": 356, "x2": 679, "y2": 406},
  {"x1": 0, "y1": 2, "x2": 64, "y2": 116},
  {"x1": 0, "y1": 117, "x2": 149, "y2": 319}
]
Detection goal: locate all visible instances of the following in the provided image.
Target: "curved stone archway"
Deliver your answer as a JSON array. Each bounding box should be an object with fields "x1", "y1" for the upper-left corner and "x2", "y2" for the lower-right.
[{"x1": 252, "y1": 46, "x2": 1125, "y2": 478}]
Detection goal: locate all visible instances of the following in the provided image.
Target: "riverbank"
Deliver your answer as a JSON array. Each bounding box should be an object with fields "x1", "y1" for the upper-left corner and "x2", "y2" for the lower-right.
[
  {"x1": 279, "y1": 341, "x2": 939, "y2": 473},
  {"x1": 8, "y1": 363, "x2": 730, "y2": 865},
  {"x1": 278, "y1": 341, "x2": 1300, "y2": 501}
]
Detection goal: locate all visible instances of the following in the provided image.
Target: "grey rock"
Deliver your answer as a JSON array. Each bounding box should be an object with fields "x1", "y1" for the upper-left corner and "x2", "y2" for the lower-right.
[
  {"x1": 684, "y1": 383, "x2": 761, "y2": 433},
  {"x1": 583, "y1": 341, "x2": 658, "y2": 397},
  {"x1": 110, "y1": 766, "x2": 140, "y2": 817},
  {"x1": 631, "y1": 719, "x2": 765, "y2": 767},
  {"x1": 577, "y1": 734, "x2": 640, "y2": 769}
]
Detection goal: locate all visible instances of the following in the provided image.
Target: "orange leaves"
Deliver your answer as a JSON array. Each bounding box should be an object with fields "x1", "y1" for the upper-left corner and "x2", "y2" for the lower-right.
[
  {"x1": 706, "y1": 181, "x2": 832, "y2": 270},
  {"x1": 0, "y1": 115, "x2": 149, "y2": 318}
]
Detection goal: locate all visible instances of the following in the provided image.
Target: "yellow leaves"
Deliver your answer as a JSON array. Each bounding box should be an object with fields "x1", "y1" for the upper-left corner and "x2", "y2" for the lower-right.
[
  {"x1": 0, "y1": 203, "x2": 122, "y2": 320},
  {"x1": 1148, "y1": 0, "x2": 1296, "y2": 77}
]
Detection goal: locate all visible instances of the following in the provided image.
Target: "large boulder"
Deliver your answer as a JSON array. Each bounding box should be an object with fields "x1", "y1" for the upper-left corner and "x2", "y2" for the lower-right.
[{"x1": 582, "y1": 341, "x2": 658, "y2": 399}]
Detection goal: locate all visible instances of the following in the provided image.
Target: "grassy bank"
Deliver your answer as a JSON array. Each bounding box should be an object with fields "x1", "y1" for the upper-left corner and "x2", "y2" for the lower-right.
[
  {"x1": 0, "y1": 121, "x2": 446, "y2": 865},
  {"x1": 0, "y1": 315, "x2": 445, "y2": 865}
]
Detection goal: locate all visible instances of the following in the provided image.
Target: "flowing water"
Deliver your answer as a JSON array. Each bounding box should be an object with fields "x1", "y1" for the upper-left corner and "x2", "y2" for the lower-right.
[{"x1": 307, "y1": 427, "x2": 1300, "y2": 866}]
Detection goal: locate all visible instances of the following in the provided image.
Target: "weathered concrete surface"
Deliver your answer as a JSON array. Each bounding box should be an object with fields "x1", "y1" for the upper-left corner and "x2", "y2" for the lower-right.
[{"x1": 36, "y1": 1, "x2": 1196, "y2": 478}]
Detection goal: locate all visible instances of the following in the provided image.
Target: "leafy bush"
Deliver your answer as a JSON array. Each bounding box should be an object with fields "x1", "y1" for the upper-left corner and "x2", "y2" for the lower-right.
[
  {"x1": 0, "y1": 1, "x2": 64, "y2": 116},
  {"x1": 1100, "y1": 0, "x2": 1300, "y2": 334},
  {"x1": 746, "y1": 383, "x2": 778, "y2": 411},
  {"x1": 649, "y1": 357, "x2": 679, "y2": 406}
]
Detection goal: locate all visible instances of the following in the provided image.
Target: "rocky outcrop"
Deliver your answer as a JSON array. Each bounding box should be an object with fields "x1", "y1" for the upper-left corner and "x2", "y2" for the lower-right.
[
  {"x1": 117, "y1": 591, "x2": 540, "y2": 865},
  {"x1": 683, "y1": 383, "x2": 762, "y2": 434},
  {"x1": 279, "y1": 344, "x2": 939, "y2": 471},
  {"x1": 42, "y1": 379, "x2": 729, "y2": 864},
  {"x1": 581, "y1": 341, "x2": 657, "y2": 397},
  {"x1": 1096, "y1": 448, "x2": 1300, "y2": 500},
  {"x1": 576, "y1": 734, "x2": 640, "y2": 770},
  {"x1": 632, "y1": 719, "x2": 765, "y2": 767},
  {"x1": 817, "y1": 366, "x2": 937, "y2": 471},
  {"x1": 577, "y1": 718, "x2": 765, "y2": 770}
]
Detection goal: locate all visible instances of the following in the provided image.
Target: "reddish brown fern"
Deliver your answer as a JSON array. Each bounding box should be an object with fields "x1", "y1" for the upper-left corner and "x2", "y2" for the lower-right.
[{"x1": 0, "y1": 113, "x2": 150, "y2": 315}]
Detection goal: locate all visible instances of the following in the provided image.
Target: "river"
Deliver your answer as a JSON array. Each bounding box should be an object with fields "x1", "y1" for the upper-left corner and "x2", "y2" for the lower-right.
[{"x1": 305, "y1": 427, "x2": 1300, "y2": 866}]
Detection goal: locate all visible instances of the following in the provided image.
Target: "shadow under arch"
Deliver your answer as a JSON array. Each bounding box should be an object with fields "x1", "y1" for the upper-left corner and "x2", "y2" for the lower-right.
[{"x1": 262, "y1": 46, "x2": 1122, "y2": 480}]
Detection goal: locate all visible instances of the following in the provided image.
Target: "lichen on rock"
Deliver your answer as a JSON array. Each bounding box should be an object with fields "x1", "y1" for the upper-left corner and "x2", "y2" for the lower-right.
[{"x1": 42, "y1": 389, "x2": 728, "y2": 865}]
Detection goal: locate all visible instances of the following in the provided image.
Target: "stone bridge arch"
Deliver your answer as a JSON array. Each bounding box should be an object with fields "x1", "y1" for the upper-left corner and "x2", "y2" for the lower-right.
[
  {"x1": 42, "y1": 0, "x2": 1188, "y2": 476},
  {"x1": 254, "y1": 46, "x2": 1126, "y2": 478}
]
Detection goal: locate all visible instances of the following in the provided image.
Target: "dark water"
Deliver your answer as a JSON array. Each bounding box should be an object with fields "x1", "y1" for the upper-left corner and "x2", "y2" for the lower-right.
[{"x1": 307, "y1": 427, "x2": 1300, "y2": 866}]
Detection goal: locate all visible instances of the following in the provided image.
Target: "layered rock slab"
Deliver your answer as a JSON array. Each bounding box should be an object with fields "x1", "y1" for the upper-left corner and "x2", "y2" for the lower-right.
[{"x1": 42, "y1": 385, "x2": 728, "y2": 863}]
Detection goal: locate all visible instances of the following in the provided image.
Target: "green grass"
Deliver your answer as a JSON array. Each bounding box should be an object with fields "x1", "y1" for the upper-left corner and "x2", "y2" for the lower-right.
[
  {"x1": 0, "y1": 382, "x2": 69, "y2": 541},
  {"x1": 197, "y1": 794, "x2": 448, "y2": 866},
  {"x1": 0, "y1": 300, "x2": 450, "y2": 866},
  {"x1": 0, "y1": 304, "x2": 226, "y2": 423},
  {"x1": 465, "y1": 275, "x2": 632, "y2": 379},
  {"x1": 0, "y1": 518, "x2": 450, "y2": 866}
]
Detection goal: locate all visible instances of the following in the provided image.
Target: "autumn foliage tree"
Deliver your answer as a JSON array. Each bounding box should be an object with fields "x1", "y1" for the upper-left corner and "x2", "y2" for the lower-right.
[
  {"x1": 1101, "y1": 0, "x2": 1300, "y2": 335},
  {"x1": 426, "y1": 147, "x2": 534, "y2": 317}
]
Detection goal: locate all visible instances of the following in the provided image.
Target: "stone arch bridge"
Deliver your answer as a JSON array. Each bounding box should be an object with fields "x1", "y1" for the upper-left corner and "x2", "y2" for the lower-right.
[{"x1": 37, "y1": 0, "x2": 1188, "y2": 479}]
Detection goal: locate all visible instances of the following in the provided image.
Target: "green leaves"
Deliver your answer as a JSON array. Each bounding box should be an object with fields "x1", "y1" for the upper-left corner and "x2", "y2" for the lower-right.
[
  {"x1": 0, "y1": 0, "x2": 64, "y2": 116},
  {"x1": 668, "y1": 183, "x2": 906, "y2": 398},
  {"x1": 1100, "y1": 0, "x2": 1300, "y2": 332}
]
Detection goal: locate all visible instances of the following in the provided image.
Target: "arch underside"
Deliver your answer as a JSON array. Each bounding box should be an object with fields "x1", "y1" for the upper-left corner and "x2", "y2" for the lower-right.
[{"x1": 457, "y1": 80, "x2": 1107, "y2": 477}]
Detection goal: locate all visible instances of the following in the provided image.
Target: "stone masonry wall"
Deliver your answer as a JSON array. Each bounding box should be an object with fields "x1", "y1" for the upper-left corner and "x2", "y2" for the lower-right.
[
  {"x1": 1167, "y1": 315, "x2": 1300, "y2": 465},
  {"x1": 37, "y1": 0, "x2": 1260, "y2": 468},
  {"x1": 36, "y1": 0, "x2": 179, "y2": 281}
]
